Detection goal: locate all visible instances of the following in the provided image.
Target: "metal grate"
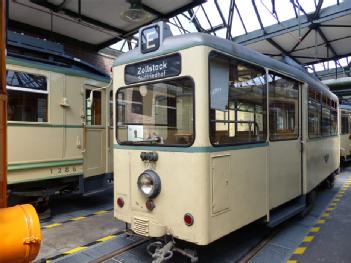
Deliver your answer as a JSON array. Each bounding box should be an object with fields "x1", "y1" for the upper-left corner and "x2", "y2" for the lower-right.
[{"x1": 133, "y1": 216, "x2": 149, "y2": 236}]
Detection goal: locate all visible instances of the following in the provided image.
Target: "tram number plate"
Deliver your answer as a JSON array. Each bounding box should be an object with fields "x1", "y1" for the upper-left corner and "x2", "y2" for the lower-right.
[{"x1": 50, "y1": 166, "x2": 77, "y2": 176}]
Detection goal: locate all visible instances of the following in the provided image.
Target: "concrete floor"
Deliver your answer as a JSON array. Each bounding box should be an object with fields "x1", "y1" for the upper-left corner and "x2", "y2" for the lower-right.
[
  {"x1": 35, "y1": 170, "x2": 351, "y2": 263},
  {"x1": 35, "y1": 189, "x2": 125, "y2": 262}
]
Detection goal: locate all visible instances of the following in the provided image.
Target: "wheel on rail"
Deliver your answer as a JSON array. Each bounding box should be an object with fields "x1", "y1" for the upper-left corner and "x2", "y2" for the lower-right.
[
  {"x1": 300, "y1": 189, "x2": 316, "y2": 218},
  {"x1": 321, "y1": 173, "x2": 336, "y2": 190}
]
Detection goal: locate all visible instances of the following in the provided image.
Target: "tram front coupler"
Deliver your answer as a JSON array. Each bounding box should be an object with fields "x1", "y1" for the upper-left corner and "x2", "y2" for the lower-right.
[{"x1": 147, "y1": 237, "x2": 198, "y2": 263}]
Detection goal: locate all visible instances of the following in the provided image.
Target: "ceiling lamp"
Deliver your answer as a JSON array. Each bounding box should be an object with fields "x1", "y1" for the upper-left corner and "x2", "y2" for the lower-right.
[{"x1": 121, "y1": 0, "x2": 151, "y2": 23}]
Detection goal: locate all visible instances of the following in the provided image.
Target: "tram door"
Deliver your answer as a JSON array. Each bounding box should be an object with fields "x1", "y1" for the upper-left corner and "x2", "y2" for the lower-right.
[
  {"x1": 83, "y1": 86, "x2": 107, "y2": 177},
  {"x1": 268, "y1": 73, "x2": 302, "y2": 209}
]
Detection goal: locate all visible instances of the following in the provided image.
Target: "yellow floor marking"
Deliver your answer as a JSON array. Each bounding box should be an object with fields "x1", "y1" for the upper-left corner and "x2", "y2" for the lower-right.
[
  {"x1": 45, "y1": 223, "x2": 62, "y2": 229},
  {"x1": 326, "y1": 207, "x2": 335, "y2": 212},
  {"x1": 46, "y1": 261, "x2": 51, "y2": 263},
  {"x1": 294, "y1": 247, "x2": 306, "y2": 254},
  {"x1": 317, "y1": 219, "x2": 326, "y2": 224},
  {"x1": 303, "y1": 236, "x2": 314, "y2": 242},
  {"x1": 333, "y1": 198, "x2": 341, "y2": 202},
  {"x1": 94, "y1": 210, "x2": 108, "y2": 215},
  {"x1": 96, "y1": 235, "x2": 116, "y2": 242},
  {"x1": 286, "y1": 260, "x2": 297, "y2": 263},
  {"x1": 70, "y1": 216, "x2": 86, "y2": 221},
  {"x1": 64, "y1": 246, "x2": 87, "y2": 254},
  {"x1": 310, "y1": 227, "x2": 320, "y2": 233},
  {"x1": 321, "y1": 212, "x2": 330, "y2": 217}
]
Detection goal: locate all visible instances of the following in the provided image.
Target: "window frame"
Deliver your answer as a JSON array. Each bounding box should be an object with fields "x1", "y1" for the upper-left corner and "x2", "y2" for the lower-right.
[
  {"x1": 307, "y1": 86, "x2": 338, "y2": 140},
  {"x1": 267, "y1": 70, "x2": 300, "y2": 142},
  {"x1": 208, "y1": 50, "x2": 268, "y2": 147},
  {"x1": 85, "y1": 88, "x2": 103, "y2": 127},
  {"x1": 6, "y1": 68, "x2": 50, "y2": 124},
  {"x1": 116, "y1": 76, "x2": 196, "y2": 148},
  {"x1": 341, "y1": 110, "x2": 350, "y2": 135},
  {"x1": 109, "y1": 90, "x2": 114, "y2": 128},
  {"x1": 308, "y1": 97, "x2": 322, "y2": 139}
]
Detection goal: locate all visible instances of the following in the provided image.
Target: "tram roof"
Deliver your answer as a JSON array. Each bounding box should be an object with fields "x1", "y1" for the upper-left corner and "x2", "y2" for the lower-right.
[{"x1": 114, "y1": 32, "x2": 337, "y2": 101}]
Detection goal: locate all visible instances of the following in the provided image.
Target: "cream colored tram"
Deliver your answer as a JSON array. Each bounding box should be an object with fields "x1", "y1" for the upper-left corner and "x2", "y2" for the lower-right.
[
  {"x1": 339, "y1": 105, "x2": 351, "y2": 161},
  {"x1": 113, "y1": 22, "x2": 339, "y2": 251},
  {"x1": 6, "y1": 33, "x2": 114, "y2": 203}
]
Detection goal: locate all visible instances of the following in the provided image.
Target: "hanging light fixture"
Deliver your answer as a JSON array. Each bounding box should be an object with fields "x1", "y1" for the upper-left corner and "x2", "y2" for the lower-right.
[{"x1": 120, "y1": 0, "x2": 151, "y2": 23}]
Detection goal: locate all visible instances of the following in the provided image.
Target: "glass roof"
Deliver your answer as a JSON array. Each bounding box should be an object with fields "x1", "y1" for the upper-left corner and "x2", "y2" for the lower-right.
[{"x1": 111, "y1": 0, "x2": 351, "y2": 79}]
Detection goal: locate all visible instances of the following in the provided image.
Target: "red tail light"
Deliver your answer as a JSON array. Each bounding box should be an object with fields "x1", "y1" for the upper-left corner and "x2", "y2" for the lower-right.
[
  {"x1": 117, "y1": 197, "x2": 124, "y2": 208},
  {"x1": 184, "y1": 213, "x2": 194, "y2": 226}
]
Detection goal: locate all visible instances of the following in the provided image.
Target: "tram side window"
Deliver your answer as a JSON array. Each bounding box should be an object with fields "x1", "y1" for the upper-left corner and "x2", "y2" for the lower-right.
[
  {"x1": 321, "y1": 95, "x2": 338, "y2": 136},
  {"x1": 330, "y1": 101, "x2": 338, "y2": 136},
  {"x1": 86, "y1": 90, "x2": 102, "y2": 125},
  {"x1": 321, "y1": 105, "x2": 331, "y2": 136},
  {"x1": 308, "y1": 88, "x2": 321, "y2": 138},
  {"x1": 341, "y1": 112, "x2": 350, "y2": 135},
  {"x1": 109, "y1": 91, "x2": 113, "y2": 127},
  {"x1": 268, "y1": 72, "x2": 299, "y2": 140},
  {"x1": 209, "y1": 52, "x2": 267, "y2": 146},
  {"x1": 6, "y1": 70, "x2": 48, "y2": 122}
]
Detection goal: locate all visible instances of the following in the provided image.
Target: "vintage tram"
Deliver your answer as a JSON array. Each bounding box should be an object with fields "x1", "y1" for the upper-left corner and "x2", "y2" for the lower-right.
[
  {"x1": 323, "y1": 77, "x2": 351, "y2": 162},
  {"x1": 339, "y1": 105, "x2": 351, "y2": 162},
  {"x1": 6, "y1": 31, "x2": 114, "y2": 203},
  {"x1": 113, "y1": 22, "x2": 339, "y2": 256}
]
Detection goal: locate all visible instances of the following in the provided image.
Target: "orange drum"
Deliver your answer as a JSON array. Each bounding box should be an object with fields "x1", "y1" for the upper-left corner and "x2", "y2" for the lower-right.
[{"x1": 0, "y1": 204, "x2": 42, "y2": 263}]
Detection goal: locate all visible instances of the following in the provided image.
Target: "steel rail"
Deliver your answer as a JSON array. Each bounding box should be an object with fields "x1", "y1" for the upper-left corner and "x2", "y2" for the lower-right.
[{"x1": 90, "y1": 237, "x2": 149, "y2": 263}]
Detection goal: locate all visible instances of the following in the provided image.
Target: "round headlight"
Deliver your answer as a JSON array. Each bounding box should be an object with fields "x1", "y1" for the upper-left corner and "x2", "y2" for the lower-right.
[{"x1": 137, "y1": 170, "x2": 161, "y2": 198}]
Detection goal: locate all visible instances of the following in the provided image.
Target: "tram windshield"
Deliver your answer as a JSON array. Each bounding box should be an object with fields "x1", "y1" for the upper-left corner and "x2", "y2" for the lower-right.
[{"x1": 116, "y1": 77, "x2": 194, "y2": 146}]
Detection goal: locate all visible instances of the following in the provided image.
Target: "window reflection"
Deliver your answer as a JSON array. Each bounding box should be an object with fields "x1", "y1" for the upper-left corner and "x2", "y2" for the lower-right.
[
  {"x1": 268, "y1": 73, "x2": 299, "y2": 140},
  {"x1": 116, "y1": 78, "x2": 194, "y2": 146},
  {"x1": 209, "y1": 52, "x2": 267, "y2": 145},
  {"x1": 6, "y1": 70, "x2": 48, "y2": 122},
  {"x1": 341, "y1": 111, "x2": 351, "y2": 135},
  {"x1": 308, "y1": 87, "x2": 338, "y2": 138}
]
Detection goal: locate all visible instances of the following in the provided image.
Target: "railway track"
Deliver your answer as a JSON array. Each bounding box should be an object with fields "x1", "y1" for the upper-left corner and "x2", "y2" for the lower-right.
[
  {"x1": 36, "y1": 173, "x2": 345, "y2": 263},
  {"x1": 91, "y1": 236, "x2": 150, "y2": 263}
]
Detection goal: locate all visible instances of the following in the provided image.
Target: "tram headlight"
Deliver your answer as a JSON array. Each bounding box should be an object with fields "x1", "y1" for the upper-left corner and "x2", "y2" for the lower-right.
[{"x1": 137, "y1": 170, "x2": 161, "y2": 198}]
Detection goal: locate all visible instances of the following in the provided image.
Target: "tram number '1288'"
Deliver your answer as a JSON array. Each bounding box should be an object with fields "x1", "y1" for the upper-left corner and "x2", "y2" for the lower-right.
[{"x1": 50, "y1": 166, "x2": 77, "y2": 176}]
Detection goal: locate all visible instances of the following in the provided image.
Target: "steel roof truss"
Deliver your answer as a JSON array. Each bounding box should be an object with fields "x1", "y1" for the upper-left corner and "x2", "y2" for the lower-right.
[{"x1": 226, "y1": 0, "x2": 235, "y2": 40}]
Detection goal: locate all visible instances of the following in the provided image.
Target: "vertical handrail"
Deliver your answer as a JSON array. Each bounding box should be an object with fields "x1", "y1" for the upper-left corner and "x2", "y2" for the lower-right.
[{"x1": 0, "y1": 0, "x2": 7, "y2": 208}]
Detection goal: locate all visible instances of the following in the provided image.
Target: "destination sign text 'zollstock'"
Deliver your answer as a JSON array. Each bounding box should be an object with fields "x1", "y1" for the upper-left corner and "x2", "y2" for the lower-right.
[{"x1": 124, "y1": 54, "x2": 181, "y2": 84}]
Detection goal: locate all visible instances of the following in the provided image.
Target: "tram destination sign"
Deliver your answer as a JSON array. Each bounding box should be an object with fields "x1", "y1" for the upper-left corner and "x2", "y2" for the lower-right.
[{"x1": 124, "y1": 54, "x2": 181, "y2": 84}]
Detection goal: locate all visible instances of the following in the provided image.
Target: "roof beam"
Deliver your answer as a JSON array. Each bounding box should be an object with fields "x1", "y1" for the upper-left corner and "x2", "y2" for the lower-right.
[
  {"x1": 187, "y1": 9, "x2": 204, "y2": 32},
  {"x1": 226, "y1": 0, "x2": 235, "y2": 39},
  {"x1": 214, "y1": 0, "x2": 227, "y2": 28},
  {"x1": 251, "y1": 0, "x2": 265, "y2": 31},
  {"x1": 320, "y1": 24, "x2": 351, "y2": 28},
  {"x1": 30, "y1": 0, "x2": 126, "y2": 36},
  {"x1": 200, "y1": 4, "x2": 216, "y2": 36},
  {"x1": 121, "y1": 0, "x2": 206, "y2": 39},
  {"x1": 310, "y1": 0, "x2": 324, "y2": 21},
  {"x1": 315, "y1": 26, "x2": 338, "y2": 58},
  {"x1": 140, "y1": 3, "x2": 163, "y2": 17},
  {"x1": 289, "y1": 27, "x2": 312, "y2": 53},
  {"x1": 235, "y1": 3, "x2": 247, "y2": 34},
  {"x1": 290, "y1": 0, "x2": 299, "y2": 18},
  {"x1": 8, "y1": 19, "x2": 96, "y2": 51},
  {"x1": 266, "y1": 38, "x2": 300, "y2": 64}
]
